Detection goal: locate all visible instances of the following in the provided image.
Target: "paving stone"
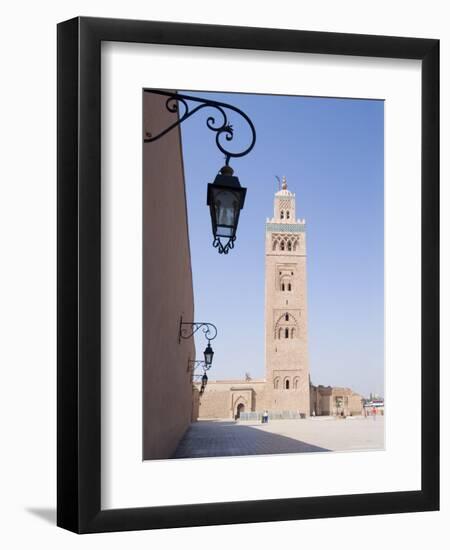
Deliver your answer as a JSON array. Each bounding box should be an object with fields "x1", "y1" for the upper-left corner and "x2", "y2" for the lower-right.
[{"x1": 172, "y1": 416, "x2": 384, "y2": 458}]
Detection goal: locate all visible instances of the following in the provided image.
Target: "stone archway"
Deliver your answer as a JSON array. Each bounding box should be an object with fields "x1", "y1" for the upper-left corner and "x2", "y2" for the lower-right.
[
  {"x1": 230, "y1": 388, "x2": 253, "y2": 420},
  {"x1": 236, "y1": 403, "x2": 245, "y2": 419}
]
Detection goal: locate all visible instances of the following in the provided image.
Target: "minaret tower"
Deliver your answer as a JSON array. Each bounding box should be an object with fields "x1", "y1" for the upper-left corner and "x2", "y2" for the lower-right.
[{"x1": 264, "y1": 177, "x2": 310, "y2": 415}]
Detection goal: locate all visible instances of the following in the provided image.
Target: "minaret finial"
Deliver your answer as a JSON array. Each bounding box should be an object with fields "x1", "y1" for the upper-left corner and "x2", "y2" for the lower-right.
[{"x1": 281, "y1": 176, "x2": 287, "y2": 190}]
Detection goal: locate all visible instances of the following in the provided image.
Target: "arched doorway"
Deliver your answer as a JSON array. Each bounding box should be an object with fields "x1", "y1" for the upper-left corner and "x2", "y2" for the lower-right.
[{"x1": 236, "y1": 403, "x2": 245, "y2": 419}]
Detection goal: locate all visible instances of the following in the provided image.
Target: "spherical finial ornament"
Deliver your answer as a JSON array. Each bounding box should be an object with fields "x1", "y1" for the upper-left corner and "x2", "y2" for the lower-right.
[
  {"x1": 281, "y1": 176, "x2": 287, "y2": 190},
  {"x1": 220, "y1": 165, "x2": 234, "y2": 176}
]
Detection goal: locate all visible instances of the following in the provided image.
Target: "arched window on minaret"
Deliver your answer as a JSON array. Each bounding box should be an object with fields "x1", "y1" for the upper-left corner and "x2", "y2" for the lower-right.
[
  {"x1": 284, "y1": 328, "x2": 289, "y2": 339},
  {"x1": 287, "y1": 241, "x2": 292, "y2": 251},
  {"x1": 288, "y1": 282, "x2": 292, "y2": 291},
  {"x1": 291, "y1": 327, "x2": 296, "y2": 338},
  {"x1": 272, "y1": 240, "x2": 278, "y2": 251},
  {"x1": 278, "y1": 327, "x2": 283, "y2": 339},
  {"x1": 281, "y1": 283, "x2": 285, "y2": 291},
  {"x1": 280, "y1": 210, "x2": 284, "y2": 219},
  {"x1": 286, "y1": 211, "x2": 290, "y2": 219},
  {"x1": 280, "y1": 241, "x2": 285, "y2": 251},
  {"x1": 294, "y1": 377, "x2": 299, "y2": 389},
  {"x1": 285, "y1": 379, "x2": 290, "y2": 390},
  {"x1": 285, "y1": 313, "x2": 289, "y2": 321},
  {"x1": 274, "y1": 377, "x2": 280, "y2": 389}
]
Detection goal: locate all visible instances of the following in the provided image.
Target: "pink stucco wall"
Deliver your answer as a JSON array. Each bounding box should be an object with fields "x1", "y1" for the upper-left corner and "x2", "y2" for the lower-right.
[{"x1": 143, "y1": 91, "x2": 195, "y2": 459}]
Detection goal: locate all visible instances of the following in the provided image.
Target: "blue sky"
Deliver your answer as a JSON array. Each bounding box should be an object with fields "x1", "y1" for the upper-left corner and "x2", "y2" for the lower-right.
[{"x1": 179, "y1": 91, "x2": 384, "y2": 398}]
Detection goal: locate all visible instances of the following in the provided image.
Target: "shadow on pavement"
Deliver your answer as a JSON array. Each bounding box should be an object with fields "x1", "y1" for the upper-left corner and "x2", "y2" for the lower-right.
[{"x1": 172, "y1": 421, "x2": 330, "y2": 458}]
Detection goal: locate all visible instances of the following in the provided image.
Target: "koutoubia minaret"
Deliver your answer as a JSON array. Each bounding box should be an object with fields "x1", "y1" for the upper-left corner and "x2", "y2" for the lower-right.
[{"x1": 264, "y1": 177, "x2": 310, "y2": 415}]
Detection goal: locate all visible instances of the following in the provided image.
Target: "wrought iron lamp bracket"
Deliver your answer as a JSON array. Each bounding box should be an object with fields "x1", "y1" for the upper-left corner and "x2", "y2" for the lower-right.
[
  {"x1": 178, "y1": 317, "x2": 218, "y2": 344},
  {"x1": 187, "y1": 359, "x2": 211, "y2": 373},
  {"x1": 143, "y1": 89, "x2": 256, "y2": 166}
]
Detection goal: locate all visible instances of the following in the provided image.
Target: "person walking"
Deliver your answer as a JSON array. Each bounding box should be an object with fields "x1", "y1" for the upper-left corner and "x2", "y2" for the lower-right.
[
  {"x1": 262, "y1": 410, "x2": 269, "y2": 424},
  {"x1": 372, "y1": 406, "x2": 377, "y2": 420}
]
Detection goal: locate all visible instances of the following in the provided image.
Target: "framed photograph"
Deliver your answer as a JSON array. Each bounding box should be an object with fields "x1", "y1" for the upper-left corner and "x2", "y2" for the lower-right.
[{"x1": 57, "y1": 16, "x2": 439, "y2": 533}]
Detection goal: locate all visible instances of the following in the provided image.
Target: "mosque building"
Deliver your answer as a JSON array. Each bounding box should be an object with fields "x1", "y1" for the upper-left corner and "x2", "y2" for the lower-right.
[{"x1": 194, "y1": 177, "x2": 363, "y2": 420}]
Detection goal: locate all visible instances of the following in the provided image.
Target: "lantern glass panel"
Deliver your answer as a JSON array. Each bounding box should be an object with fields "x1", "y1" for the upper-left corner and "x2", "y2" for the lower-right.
[{"x1": 213, "y1": 189, "x2": 241, "y2": 237}]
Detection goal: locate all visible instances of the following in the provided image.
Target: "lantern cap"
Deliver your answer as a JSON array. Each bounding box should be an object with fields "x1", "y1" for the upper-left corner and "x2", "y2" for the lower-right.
[{"x1": 208, "y1": 172, "x2": 243, "y2": 194}]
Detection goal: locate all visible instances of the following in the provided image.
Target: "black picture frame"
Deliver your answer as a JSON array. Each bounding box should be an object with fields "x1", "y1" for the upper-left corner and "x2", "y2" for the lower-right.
[{"x1": 57, "y1": 16, "x2": 439, "y2": 533}]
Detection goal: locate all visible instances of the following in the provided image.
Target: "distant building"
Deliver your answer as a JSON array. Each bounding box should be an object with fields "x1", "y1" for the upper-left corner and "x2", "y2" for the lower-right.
[
  {"x1": 364, "y1": 398, "x2": 385, "y2": 415},
  {"x1": 195, "y1": 178, "x2": 363, "y2": 420},
  {"x1": 310, "y1": 385, "x2": 365, "y2": 417}
]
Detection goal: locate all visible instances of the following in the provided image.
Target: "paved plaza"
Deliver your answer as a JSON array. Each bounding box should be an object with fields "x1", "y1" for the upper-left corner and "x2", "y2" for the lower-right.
[{"x1": 173, "y1": 416, "x2": 384, "y2": 458}]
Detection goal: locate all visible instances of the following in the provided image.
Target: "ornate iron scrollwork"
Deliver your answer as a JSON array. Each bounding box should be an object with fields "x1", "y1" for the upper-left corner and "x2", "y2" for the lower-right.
[
  {"x1": 144, "y1": 90, "x2": 256, "y2": 166},
  {"x1": 178, "y1": 318, "x2": 218, "y2": 343},
  {"x1": 212, "y1": 235, "x2": 236, "y2": 255},
  {"x1": 187, "y1": 359, "x2": 211, "y2": 373}
]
